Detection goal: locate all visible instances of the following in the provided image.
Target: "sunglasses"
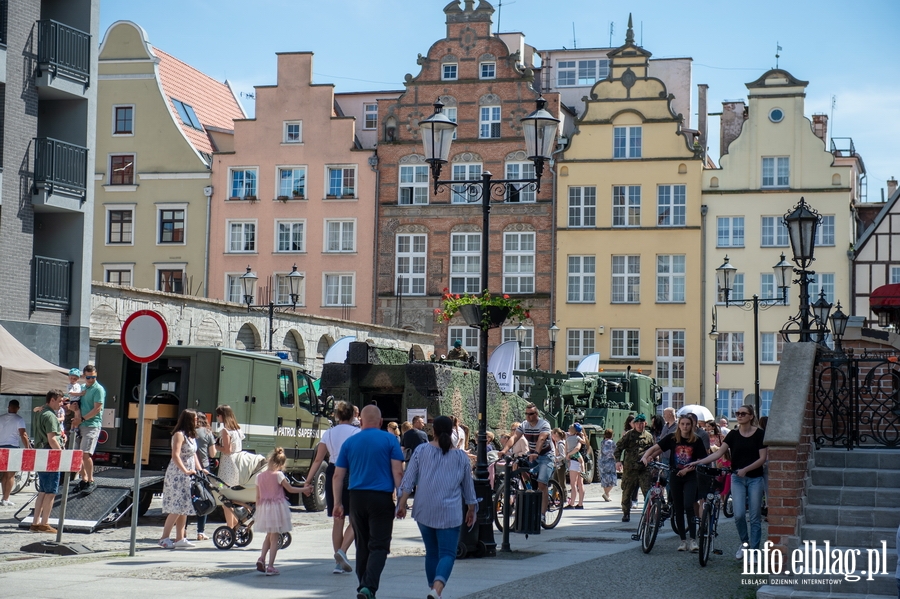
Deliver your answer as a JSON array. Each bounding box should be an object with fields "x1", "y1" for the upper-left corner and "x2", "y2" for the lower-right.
[
  {"x1": 85, "y1": 376, "x2": 97, "y2": 380},
  {"x1": 525, "y1": 411, "x2": 537, "y2": 416},
  {"x1": 735, "y1": 411, "x2": 750, "y2": 417}
]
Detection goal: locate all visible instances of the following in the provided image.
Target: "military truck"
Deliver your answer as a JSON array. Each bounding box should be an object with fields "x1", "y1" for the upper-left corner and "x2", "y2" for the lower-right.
[
  {"x1": 94, "y1": 344, "x2": 331, "y2": 512},
  {"x1": 518, "y1": 366, "x2": 661, "y2": 482},
  {"x1": 320, "y1": 342, "x2": 529, "y2": 438}
]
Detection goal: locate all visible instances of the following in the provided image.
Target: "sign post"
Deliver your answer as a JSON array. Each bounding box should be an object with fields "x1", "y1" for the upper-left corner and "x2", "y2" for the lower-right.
[{"x1": 120, "y1": 310, "x2": 168, "y2": 557}]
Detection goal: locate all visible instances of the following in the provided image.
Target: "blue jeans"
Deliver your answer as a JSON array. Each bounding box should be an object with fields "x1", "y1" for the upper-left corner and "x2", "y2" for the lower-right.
[
  {"x1": 417, "y1": 522, "x2": 460, "y2": 587},
  {"x1": 731, "y1": 473, "x2": 764, "y2": 549},
  {"x1": 533, "y1": 453, "x2": 554, "y2": 485}
]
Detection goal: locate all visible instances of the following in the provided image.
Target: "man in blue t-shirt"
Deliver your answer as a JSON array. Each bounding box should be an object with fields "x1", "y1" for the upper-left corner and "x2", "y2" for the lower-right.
[{"x1": 334, "y1": 405, "x2": 404, "y2": 599}]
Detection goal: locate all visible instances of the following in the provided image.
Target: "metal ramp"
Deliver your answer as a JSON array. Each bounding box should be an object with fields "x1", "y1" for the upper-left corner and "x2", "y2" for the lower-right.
[{"x1": 16, "y1": 469, "x2": 165, "y2": 533}]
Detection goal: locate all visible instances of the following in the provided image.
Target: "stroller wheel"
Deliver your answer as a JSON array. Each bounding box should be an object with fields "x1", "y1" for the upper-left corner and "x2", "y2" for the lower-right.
[
  {"x1": 213, "y1": 526, "x2": 235, "y2": 550},
  {"x1": 234, "y1": 525, "x2": 254, "y2": 547},
  {"x1": 278, "y1": 532, "x2": 292, "y2": 550}
]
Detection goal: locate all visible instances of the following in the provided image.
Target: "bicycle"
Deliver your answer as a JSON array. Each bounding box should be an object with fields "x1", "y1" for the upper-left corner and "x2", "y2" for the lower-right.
[
  {"x1": 696, "y1": 464, "x2": 732, "y2": 566},
  {"x1": 630, "y1": 461, "x2": 669, "y2": 554},
  {"x1": 11, "y1": 471, "x2": 36, "y2": 495},
  {"x1": 493, "y1": 455, "x2": 564, "y2": 531}
]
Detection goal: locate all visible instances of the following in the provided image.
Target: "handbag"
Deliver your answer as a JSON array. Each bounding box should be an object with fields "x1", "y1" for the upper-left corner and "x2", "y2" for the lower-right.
[{"x1": 190, "y1": 473, "x2": 216, "y2": 516}]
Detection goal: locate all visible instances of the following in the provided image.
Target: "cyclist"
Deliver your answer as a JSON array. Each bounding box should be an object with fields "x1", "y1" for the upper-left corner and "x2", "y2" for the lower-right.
[
  {"x1": 641, "y1": 415, "x2": 708, "y2": 552},
  {"x1": 500, "y1": 403, "x2": 553, "y2": 525}
]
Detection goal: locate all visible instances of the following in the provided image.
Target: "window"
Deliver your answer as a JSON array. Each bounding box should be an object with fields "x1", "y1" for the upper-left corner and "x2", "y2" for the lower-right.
[
  {"x1": 614, "y1": 126, "x2": 641, "y2": 158},
  {"x1": 226, "y1": 274, "x2": 244, "y2": 303},
  {"x1": 284, "y1": 121, "x2": 302, "y2": 143},
  {"x1": 278, "y1": 167, "x2": 306, "y2": 198},
  {"x1": 761, "y1": 216, "x2": 789, "y2": 247},
  {"x1": 399, "y1": 165, "x2": 429, "y2": 205},
  {"x1": 613, "y1": 185, "x2": 641, "y2": 227},
  {"x1": 717, "y1": 390, "x2": 744, "y2": 419},
  {"x1": 444, "y1": 106, "x2": 458, "y2": 140},
  {"x1": 442, "y1": 63, "x2": 457, "y2": 80},
  {"x1": 396, "y1": 234, "x2": 426, "y2": 295},
  {"x1": 227, "y1": 221, "x2": 256, "y2": 253},
  {"x1": 760, "y1": 273, "x2": 788, "y2": 304},
  {"x1": 276, "y1": 221, "x2": 304, "y2": 253},
  {"x1": 114, "y1": 106, "x2": 133, "y2": 135},
  {"x1": 578, "y1": 59, "x2": 609, "y2": 84},
  {"x1": 275, "y1": 272, "x2": 304, "y2": 306},
  {"x1": 567, "y1": 256, "x2": 596, "y2": 303},
  {"x1": 815, "y1": 215, "x2": 835, "y2": 246},
  {"x1": 716, "y1": 332, "x2": 744, "y2": 363},
  {"x1": 657, "y1": 185, "x2": 686, "y2": 226},
  {"x1": 480, "y1": 62, "x2": 495, "y2": 79},
  {"x1": 717, "y1": 217, "x2": 745, "y2": 247},
  {"x1": 364, "y1": 104, "x2": 378, "y2": 130},
  {"x1": 611, "y1": 329, "x2": 640, "y2": 359},
  {"x1": 506, "y1": 162, "x2": 535, "y2": 202},
  {"x1": 760, "y1": 390, "x2": 773, "y2": 417},
  {"x1": 325, "y1": 274, "x2": 354, "y2": 306},
  {"x1": 809, "y1": 273, "x2": 835, "y2": 304},
  {"x1": 480, "y1": 106, "x2": 501, "y2": 139},
  {"x1": 325, "y1": 220, "x2": 355, "y2": 252},
  {"x1": 502, "y1": 327, "x2": 534, "y2": 371},
  {"x1": 448, "y1": 327, "x2": 479, "y2": 356},
  {"x1": 761, "y1": 333, "x2": 784, "y2": 364},
  {"x1": 566, "y1": 329, "x2": 596, "y2": 371},
  {"x1": 104, "y1": 266, "x2": 132, "y2": 286},
  {"x1": 568, "y1": 187, "x2": 596, "y2": 227},
  {"x1": 657, "y1": 255, "x2": 685, "y2": 303},
  {"x1": 762, "y1": 156, "x2": 789, "y2": 188},
  {"x1": 891, "y1": 266, "x2": 900, "y2": 285},
  {"x1": 451, "y1": 163, "x2": 482, "y2": 203},
  {"x1": 230, "y1": 168, "x2": 257, "y2": 199},
  {"x1": 718, "y1": 273, "x2": 744, "y2": 303},
  {"x1": 557, "y1": 61, "x2": 576, "y2": 86},
  {"x1": 612, "y1": 255, "x2": 640, "y2": 303},
  {"x1": 450, "y1": 233, "x2": 480, "y2": 294},
  {"x1": 158, "y1": 269, "x2": 184, "y2": 294},
  {"x1": 107, "y1": 209, "x2": 132, "y2": 244},
  {"x1": 158, "y1": 208, "x2": 185, "y2": 243},
  {"x1": 110, "y1": 154, "x2": 135, "y2": 185},
  {"x1": 657, "y1": 330, "x2": 686, "y2": 411},
  {"x1": 171, "y1": 98, "x2": 202, "y2": 130},
  {"x1": 327, "y1": 166, "x2": 356, "y2": 197},
  {"x1": 503, "y1": 232, "x2": 535, "y2": 294}
]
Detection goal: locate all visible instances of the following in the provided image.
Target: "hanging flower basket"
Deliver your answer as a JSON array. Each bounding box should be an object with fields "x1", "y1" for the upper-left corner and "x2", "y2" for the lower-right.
[{"x1": 434, "y1": 289, "x2": 529, "y2": 330}]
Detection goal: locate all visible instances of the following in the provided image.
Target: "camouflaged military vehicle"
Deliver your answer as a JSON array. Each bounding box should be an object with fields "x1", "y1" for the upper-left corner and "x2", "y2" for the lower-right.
[
  {"x1": 517, "y1": 366, "x2": 661, "y2": 482},
  {"x1": 320, "y1": 342, "x2": 529, "y2": 439}
]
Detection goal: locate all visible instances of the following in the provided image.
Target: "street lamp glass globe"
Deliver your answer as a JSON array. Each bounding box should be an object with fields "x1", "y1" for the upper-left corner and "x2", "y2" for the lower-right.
[
  {"x1": 772, "y1": 253, "x2": 793, "y2": 295},
  {"x1": 715, "y1": 256, "x2": 737, "y2": 297},
  {"x1": 419, "y1": 99, "x2": 457, "y2": 166},
  {"x1": 240, "y1": 266, "x2": 258, "y2": 305},
  {"x1": 548, "y1": 323, "x2": 560, "y2": 344},
  {"x1": 521, "y1": 97, "x2": 560, "y2": 161},
  {"x1": 287, "y1": 264, "x2": 304, "y2": 300},
  {"x1": 830, "y1": 301, "x2": 849, "y2": 339},
  {"x1": 783, "y1": 197, "x2": 821, "y2": 267},
  {"x1": 811, "y1": 289, "x2": 832, "y2": 327},
  {"x1": 514, "y1": 323, "x2": 528, "y2": 344}
]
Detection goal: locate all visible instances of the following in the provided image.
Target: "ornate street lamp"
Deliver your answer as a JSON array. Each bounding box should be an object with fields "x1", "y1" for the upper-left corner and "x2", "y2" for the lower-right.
[
  {"x1": 240, "y1": 264, "x2": 305, "y2": 352},
  {"x1": 781, "y1": 198, "x2": 825, "y2": 342},
  {"x1": 240, "y1": 266, "x2": 258, "y2": 308},
  {"x1": 830, "y1": 301, "x2": 849, "y2": 353}
]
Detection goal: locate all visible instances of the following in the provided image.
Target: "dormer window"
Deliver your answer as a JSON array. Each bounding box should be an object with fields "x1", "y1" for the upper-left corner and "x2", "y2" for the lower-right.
[
  {"x1": 442, "y1": 63, "x2": 458, "y2": 81},
  {"x1": 480, "y1": 62, "x2": 496, "y2": 79}
]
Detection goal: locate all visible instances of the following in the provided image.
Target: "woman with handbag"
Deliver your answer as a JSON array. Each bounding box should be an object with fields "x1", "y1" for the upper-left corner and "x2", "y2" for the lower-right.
[
  {"x1": 215, "y1": 405, "x2": 244, "y2": 529},
  {"x1": 158, "y1": 409, "x2": 202, "y2": 549}
]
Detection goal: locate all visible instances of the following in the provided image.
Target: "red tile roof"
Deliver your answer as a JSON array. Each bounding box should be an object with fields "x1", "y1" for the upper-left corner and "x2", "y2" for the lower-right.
[{"x1": 153, "y1": 47, "x2": 246, "y2": 159}]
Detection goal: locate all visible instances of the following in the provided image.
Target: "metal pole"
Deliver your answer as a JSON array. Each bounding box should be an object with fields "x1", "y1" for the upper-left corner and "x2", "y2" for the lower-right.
[
  {"x1": 799, "y1": 270, "x2": 812, "y2": 342},
  {"x1": 129, "y1": 361, "x2": 148, "y2": 557},
  {"x1": 268, "y1": 302, "x2": 274, "y2": 352},
  {"x1": 501, "y1": 458, "x2": 512, "y2": 551},
  {"x1": 752, "y1": 296, "x2": 761, "y2": 416},
  {"x1": 55, "y1": 425, "x2": 77, "y2": 543}
]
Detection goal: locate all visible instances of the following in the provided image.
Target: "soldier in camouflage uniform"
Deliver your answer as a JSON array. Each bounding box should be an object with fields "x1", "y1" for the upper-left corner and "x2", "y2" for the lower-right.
[{"x1": 614, "y1": 413, "x2": 654, "y2": 522}]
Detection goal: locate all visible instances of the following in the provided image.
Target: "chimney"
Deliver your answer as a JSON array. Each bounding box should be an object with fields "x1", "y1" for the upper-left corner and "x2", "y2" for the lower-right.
[
  {"x1": 720, "y1": 100, "x2": 747, "y2": 159},
  {"x1": 889, "y1": 177, "x2": 898, "y2": 199},
  {"x1": 812, "y1": 114, "x2": 828, "y2": 144},
  {"x1": 697, "y1": 84, "x2": 708, "y2": 153}
]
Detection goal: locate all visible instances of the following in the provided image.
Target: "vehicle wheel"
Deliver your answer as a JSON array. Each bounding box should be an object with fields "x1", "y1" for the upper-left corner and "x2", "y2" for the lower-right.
[
  {"x1": 541, "y1": 479, "x2": 564, "y2": 529},
  {"x1": 474, "y1": 541, "x2": 487, "y2": 558},
  {"x1": 234, "y1": 525, "x2": 253, "y2": 547},
  {"x1": 301, "y1": 462, "x2": 328, "y2": 512},
  {"x1": 137, "y1": 490, "x2": 154, "y2": 517},
  {"x1": 582, "y1": 449, "x2": 595, "y2": 484},
  {"x1": 723, "y1": 492, "x2": 734, "y2": 518},
  {"x1": 698, "y1": 503, "x2": 713, "y2": 567},
  {"x1": 213, "y1": 525, "x2": 235, "y2": 550},
  {"x1": 278, "y1": 532, "x2": 292, "y2": 549},
  {"x1": 640, "y1": 500, "x2": 660, "y2": 554},
  {"x1": 456, "y1": 540, "x2": 468, "y2": 559},
  {"x1": 592, "y1": 448, "x2": 602, "y2": 483}
]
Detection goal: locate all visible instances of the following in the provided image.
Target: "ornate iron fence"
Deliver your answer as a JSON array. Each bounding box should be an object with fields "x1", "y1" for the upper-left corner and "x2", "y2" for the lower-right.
[{"x1": 813, "y1": 351, "x2": 900, "y2": 449}]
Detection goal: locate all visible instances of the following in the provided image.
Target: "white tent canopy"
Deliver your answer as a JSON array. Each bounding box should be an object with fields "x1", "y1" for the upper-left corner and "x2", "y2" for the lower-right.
[{"x1": 0, "y1": 325, "x2": 68, "y2": 395}]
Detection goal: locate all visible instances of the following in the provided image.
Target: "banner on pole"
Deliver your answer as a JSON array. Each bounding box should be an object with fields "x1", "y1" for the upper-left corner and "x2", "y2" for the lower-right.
[{"x1": 488, "y1": 340, "x2": 519, "y2": 393}]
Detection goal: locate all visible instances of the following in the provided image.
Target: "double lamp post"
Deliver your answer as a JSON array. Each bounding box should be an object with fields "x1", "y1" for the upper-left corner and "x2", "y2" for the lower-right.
[
  {"x1": 239, "y1": 264, "x2": 304, "y2": 353},
  {"x1": 418, "y1": 96, "x2": 559, "y2": 556}
]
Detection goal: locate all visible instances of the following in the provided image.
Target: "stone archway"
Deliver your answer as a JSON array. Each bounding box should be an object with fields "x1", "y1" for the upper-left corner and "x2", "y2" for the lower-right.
[
  {"x1": 196, "y1": 318, "x2": 224, "y2": 347},
  {"x1": 283, "y1": 329, "x2": 306, "y2": 365},
  {"x1": 409, "y1": 344, "x2": 426, "y2": 361},
  {"x1": 236, "y1": 323, "x2": 261, "y2": 351},
  {"x1": 316, "y1": 334, "x2": 335, "y2": 359}
]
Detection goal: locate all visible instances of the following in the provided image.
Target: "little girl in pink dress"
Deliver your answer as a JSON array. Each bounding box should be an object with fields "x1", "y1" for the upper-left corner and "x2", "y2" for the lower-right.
[{"x1": 255, "y1": 447, "x2": 303, "y2": 575}]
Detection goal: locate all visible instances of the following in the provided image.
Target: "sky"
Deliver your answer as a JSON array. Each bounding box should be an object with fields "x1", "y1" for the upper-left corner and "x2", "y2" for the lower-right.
[{"x1": 99, "y1": 0, "x2": 900, "y2": 199}]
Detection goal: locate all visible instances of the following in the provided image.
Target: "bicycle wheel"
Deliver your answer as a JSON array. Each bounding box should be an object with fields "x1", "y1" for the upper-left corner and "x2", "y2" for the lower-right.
[
  {"x1": 493, "y1": 478, "x2": 520, "y2": 532},
  {"x1": 698, "y1": 502, "x2": 714, "y2": 567},
  {"x1": 541, "y1": 479, "x2": 564, "y2": 529},
  {"x1": 640, "y1": 499, "x2": 661, "y2": 553},
  {"x1": 723, "y1": 491, "x2": 734, "y2": 518}
]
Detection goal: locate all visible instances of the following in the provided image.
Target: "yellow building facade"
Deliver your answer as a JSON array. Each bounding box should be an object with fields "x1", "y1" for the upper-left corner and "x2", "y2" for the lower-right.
[{"x1": 555, "y1": 23, "x2": 705, "y2": 411}]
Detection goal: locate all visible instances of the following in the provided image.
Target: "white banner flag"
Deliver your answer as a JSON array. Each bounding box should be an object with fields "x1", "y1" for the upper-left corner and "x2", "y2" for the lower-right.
[
  {"x1": 488, "y1": 340, "x2": 519, "y2": 393},
  {"x1": 576, "y1": 352, "x2": 601, "y2": 373}
]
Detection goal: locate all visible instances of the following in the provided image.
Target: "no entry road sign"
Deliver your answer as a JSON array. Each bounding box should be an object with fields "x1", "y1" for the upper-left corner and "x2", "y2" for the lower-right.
[{"x1": 120, "y1": 310, "x2": 168, "y2": 364}]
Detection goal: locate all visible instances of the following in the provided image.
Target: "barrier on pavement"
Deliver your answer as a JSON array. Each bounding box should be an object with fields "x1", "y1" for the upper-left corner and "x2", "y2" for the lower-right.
[{"x1": 0, "y1": 448, "x2": 83, "y2": 472}]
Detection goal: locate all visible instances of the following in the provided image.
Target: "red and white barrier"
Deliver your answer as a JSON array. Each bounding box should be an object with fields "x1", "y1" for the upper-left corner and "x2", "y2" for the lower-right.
[{"x1": 0, "y1": 448, "x2": 83, "y2": 472}]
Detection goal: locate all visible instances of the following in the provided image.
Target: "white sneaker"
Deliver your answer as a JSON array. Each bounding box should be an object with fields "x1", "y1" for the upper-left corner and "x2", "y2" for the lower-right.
[
  {"x1": 334, "y1": 549, "x2": 352, "y2": 572},
  {"x1": 690, "y1": 539, "x2": 699, "y2": 552},
  {"x1": 427, "y1": 589, "x2": 440, "y2": 599},
  {"x1": 677, "y1": 540, "x2": 687, "y2": 551},
  {"x1": 332, "y1": 565, "x2": 344, "y2": 574},
  {"x1": 173, "y1": 538, "x2": 195, "y2": 549},
  {"x1": 735, "y1": 546, "x2": 744, "y2": 560},
  {"x1": 158, "y1": 538, "x2": 175, "y2": 549},
  {"x1": 0, "y1": 499, "x2": 13, "y2": 507}
]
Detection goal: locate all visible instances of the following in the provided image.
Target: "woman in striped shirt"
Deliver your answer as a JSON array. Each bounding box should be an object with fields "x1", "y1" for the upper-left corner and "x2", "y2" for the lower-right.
[{"x1": 397, "y1": 416, "x2": 476, "y2": 599}]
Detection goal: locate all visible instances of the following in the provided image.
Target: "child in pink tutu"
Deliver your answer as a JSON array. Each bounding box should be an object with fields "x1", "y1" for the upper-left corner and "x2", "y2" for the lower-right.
[{"x1": 255, "y1": 447, "x2": 302, "y2": 575}]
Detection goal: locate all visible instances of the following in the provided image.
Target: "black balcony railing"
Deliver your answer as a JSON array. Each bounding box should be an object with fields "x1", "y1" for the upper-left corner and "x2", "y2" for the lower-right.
[
  {"x1": 32, "y1": 256, "x2": 71, "y2": 313},
  {"x1": 34, "y1": 137, "x2": 88, "y2": 196},
  {"x1": 37, "y1": 19, "x2": 91, "y2": 82},
  {"x1": 1, "y1": 0, "x2": 9, "y2": 46}
]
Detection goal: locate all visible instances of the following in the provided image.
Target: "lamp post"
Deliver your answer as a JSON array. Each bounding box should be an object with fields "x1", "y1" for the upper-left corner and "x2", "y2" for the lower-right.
[
  {"x1": 780, "y1": 197, "x2": 830, "y2": 342},
  {"x1": 420, "y1": 96, "x2": 559, "y2": 557},
  {"x1": 714, "y1": 254, "x2": 792, "y2": 416},
  {"x1": 240, "y1": 264, "x2": 304, "y2": 352},
  {"x1": 830, "y1": 301, "x2": 849, "y2": 354},
  {"x1": 513, "y1": 322, "x2": 560, "y2": 370},
  {"x1": 708, "y1": 306, "x2": 720, "y2": 411}
]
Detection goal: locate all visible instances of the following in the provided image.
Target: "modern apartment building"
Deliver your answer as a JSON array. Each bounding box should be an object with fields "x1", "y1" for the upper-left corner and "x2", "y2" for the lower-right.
[
  {"x1": 0, "y1": 0, "x2": 99, "y2": 365},
  {"x1": 92, "y1": 21, "x2": 246, "y2": 297}
]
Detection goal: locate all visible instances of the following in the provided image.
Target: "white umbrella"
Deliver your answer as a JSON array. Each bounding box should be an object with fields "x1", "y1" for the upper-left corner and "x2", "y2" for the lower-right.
[{"x1": 676, "y1": 404, "x2": 715, "y2": 422}]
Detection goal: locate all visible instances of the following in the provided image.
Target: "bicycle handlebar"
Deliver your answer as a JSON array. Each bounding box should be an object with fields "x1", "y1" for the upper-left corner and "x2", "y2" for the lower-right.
[{"x1": 696, "y1": 464, "x2": 732, "y2": 476}]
